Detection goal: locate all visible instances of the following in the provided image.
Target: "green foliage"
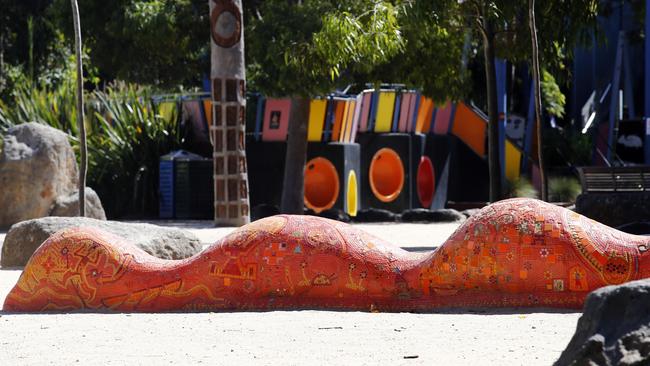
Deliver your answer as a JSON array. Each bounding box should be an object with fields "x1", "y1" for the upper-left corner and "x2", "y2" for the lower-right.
[
  {"x1": 364, "y1": 0, "x2": 469, "y2": 102},
  {"x1": 548, "y1": 176, "x2": 581, "y2": 202},
  {"x1": 247, "y1": 0, "x2": 404, "y2": 97},
  {"x1": 48, "y1": 0, "x2": 209, "y2": 87},
  {"x1": 0, "y1": 81, "x2": 182, "y2": 218},
  {"x1": 543, "y1": 127, "x2": 593, "y2": 168},
  {"x1": 89, "y1": 84, "x2": 182, "y2": 217},
  {"x1": 540, "y1": 69, "x2": 565, "y2": 117},
  {"x1": 506, "y1": 177, "x2": 538, "y2": 199}
]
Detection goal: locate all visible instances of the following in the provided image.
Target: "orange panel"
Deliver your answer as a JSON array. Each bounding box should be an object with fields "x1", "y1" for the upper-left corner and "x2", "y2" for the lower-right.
[
  {"x1": 415, "y1": 97, "x2": 434, "y2": 133},
  {"x1": 451, "y1": 103, "x2": 486, "y2": 156},
  {"x1": 331, "y1": 100, "x2": 346, "y2": 142}
]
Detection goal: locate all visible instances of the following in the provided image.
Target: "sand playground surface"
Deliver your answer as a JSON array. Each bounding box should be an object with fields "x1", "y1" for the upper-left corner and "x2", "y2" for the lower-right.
[{"x1": 0, "y1": 221, "x2": 580, "y2": 365}]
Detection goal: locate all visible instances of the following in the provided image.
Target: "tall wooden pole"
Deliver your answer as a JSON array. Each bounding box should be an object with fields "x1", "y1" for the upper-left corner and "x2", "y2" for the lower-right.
[
  {"x1": 71, "y1": 0, "x2": 87, "y2": 216},
  {"x1": 529, "y1": 0, "x2": 547, "y2": 201},
  {"x1": 210, "y1": 0, "x2": 250, "y2": 226}
]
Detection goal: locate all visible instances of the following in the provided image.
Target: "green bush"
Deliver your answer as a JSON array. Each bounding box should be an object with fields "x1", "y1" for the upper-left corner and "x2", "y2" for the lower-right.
[
  {"x1": 0, "y1": 80, "x2": 182, "y2": 218},
  {"x1": 506, "y1": 177, "x2": 539, "y2": 199},
  {"x1": 548, "y1": 176, "x2": 581, "y2": 203}
]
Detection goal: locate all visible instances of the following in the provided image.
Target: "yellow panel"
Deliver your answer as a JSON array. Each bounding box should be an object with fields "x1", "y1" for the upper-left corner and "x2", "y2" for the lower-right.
[
  {"x1": 307, "y1": 99, "x2": 327, "y2": 142},
  {"x1": 505, "y1": 140, "x2": 522, "y2": 182},
  {"x1": 160, "y1": 102, "x2": 177, "y2": 123},
  {"x1": 374, "y1": 91, "x2": 396, "y2": 133}
]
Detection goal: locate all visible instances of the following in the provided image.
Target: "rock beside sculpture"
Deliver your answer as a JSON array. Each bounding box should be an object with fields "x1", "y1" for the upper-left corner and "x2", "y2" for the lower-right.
[
  {"x1": 0, "y1": 123, "x2": 108, "y2": 227},
  {"x1": 576, "y1": 192, "x2": 650, "y2": 227},
  {"x1": 0, "y1": 123, "x2": 78, "y2": 227},
  {"x1": 401, "y1": 208, "x2": 466, "y2": 223},
  {"x1": 1, "y1": 217, "x2": 202, "y2": 267},
  {"x1": 50, "y1": 187, "x2": 107, "y2": 220},
  {"x1": 554, "y1": 279, "x2": 650, "y2": 366}
]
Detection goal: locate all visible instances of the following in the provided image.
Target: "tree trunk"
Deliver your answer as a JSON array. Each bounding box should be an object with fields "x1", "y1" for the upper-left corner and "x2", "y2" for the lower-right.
[
  {"x1": 280, "y1": 98, "x2": 310, "y2": 214},
  {"x1": 481, "y1": 19, "x2": 502, "y2": 202},
  {"x1": 529, "y1": 0, "x2": 547, "y2": 201},
  {"x1": 71, "y1": 0, "x2": 87, "y2": 216}
]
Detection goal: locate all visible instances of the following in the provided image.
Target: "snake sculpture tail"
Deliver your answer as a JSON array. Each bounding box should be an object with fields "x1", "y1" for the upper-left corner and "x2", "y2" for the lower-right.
[{"x1": 4, "y1": 198, "x2": 650, "y2": 312}]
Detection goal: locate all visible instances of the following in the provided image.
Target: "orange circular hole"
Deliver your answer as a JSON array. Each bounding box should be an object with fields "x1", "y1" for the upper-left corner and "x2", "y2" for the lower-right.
[
  {"x1": 304, "y1": 157, "x2": 340, "y2": 213},
  {"x1": 369, "y1": 148, "x2": 404, "y2": 203},
  {"x1": 417, "y1": 156, "x2": 435, "y2": 208}
]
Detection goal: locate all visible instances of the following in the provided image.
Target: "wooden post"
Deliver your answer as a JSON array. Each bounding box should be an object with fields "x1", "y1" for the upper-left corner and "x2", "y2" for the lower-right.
[
  {"x1": 71, "y1": 0, "x2": 87, "y2": 216},
  {"x1": 209, "y1": 0, "x2": 250, "y2": 226}
]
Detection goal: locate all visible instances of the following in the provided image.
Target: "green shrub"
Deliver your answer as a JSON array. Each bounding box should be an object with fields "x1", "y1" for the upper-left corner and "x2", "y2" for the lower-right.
[
  {"x1": 506, "y1": 177, "x2": 539, "y2": 199},
  {"x1": 548, "y1": 176, "x2": 581, "y2": 202}
]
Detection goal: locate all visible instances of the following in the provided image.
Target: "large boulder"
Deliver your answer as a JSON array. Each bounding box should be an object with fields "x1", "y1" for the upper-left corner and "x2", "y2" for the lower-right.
[
  {"x1": 0, "y1": 123, "x2": 78, "y2": 227},
  {"x1": 1, "y1": 217, "x2": 203, "y2": 267},
  {"x1": 50, "y1": 187, "x2": 107, "y2": 220},
  {"x1": 555, "y1": 279, "x2": 650, "y2": 366}
]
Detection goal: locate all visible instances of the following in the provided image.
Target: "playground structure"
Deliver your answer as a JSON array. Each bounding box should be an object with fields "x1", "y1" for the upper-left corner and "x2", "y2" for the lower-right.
[
  {"x1": 5, "y1": 198, "x2": 650, "y2": 312},
  {"x1": 245, "y1": 88, "x2": 531, "y2": 216},
  {"x1": 155, "y1": 88, "x2": 534, "y2": 219}
]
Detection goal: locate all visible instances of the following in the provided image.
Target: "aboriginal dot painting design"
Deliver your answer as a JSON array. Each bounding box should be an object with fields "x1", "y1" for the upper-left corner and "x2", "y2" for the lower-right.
[{"x1": 5, "y1": 199, "x2": 650, "y2": 312}]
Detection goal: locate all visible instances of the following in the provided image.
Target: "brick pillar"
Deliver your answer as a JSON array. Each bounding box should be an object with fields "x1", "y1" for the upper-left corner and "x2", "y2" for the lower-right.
[{"x1": 209, "y1": 0, "x2": 250, "y2": 226}]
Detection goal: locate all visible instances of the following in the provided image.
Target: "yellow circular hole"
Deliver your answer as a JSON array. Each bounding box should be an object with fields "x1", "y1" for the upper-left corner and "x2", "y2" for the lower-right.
[
  {"x1": 304, "y1": 157, "x2": 340, "y2": 213},
  {"x1": 369, "y1": 148, "x2": 404, "y2": 203}
]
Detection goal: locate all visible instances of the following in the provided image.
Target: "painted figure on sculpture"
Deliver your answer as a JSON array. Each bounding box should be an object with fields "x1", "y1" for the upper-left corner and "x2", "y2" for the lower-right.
[{"x1": 4, "y1": 198, "x2": 649, "y2": 312}]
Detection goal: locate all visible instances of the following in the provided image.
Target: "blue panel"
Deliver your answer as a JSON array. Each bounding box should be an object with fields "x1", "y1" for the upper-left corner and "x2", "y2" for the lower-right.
[
  {"x1": 254, "y1": 96, "x2": 265, "y2": 141},
  {"x1": 159, "y1": 160, "x2": 175, "y2": 218},
  {"x1": 391, "y1": 93, "x2": 401, "y2": 132}
]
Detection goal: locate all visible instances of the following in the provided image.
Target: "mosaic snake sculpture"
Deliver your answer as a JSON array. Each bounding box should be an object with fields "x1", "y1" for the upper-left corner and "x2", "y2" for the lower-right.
[{"x1": 4, "y1": 198, "x2": 649, "y2": 312}]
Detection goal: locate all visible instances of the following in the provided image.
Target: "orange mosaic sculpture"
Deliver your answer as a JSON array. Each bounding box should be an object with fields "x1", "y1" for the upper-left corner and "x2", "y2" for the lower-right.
[{"x1": 4, "y1": 198, "x2": 650, "y2": 312}]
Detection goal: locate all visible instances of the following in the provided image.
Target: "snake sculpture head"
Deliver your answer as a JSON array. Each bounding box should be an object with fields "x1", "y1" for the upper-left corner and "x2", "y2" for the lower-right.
[{"x1": 3, "y1": 227, "x2": 140, "y2": 311}]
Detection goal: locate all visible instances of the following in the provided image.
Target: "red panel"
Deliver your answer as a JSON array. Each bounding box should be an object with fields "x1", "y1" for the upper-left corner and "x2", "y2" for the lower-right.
[{"x1": 262, "y1": 98, "x2": 291, "y2": 141}]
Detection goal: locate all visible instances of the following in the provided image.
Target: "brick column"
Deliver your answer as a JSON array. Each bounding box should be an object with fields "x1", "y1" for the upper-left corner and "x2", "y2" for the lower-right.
[{"x1": 209, "y1": 0, "x2": 250, "y2": 226}]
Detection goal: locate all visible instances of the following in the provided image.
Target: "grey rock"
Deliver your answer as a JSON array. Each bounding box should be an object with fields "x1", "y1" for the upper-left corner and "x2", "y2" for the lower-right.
[
  {"x1": 576, "y1": 193, "x2": 650, "y2": 228},
  {"x1": 50, "y1": 187, "x2": 107, "y2": 220},
  {"x1": 401, "y1": 208, "x2": 466, "y2": 223},
  {"x1": 555, "y1": 279, "x2": 650, "y2": 366},
  {"x1": 1, "y1": 216, "x2": 202, "y2": 267},
  {"x1": 461, "y1": 209, "x2": 482, "y2": 218},
  {"x1": 0, "y1": 123, "x2": 78, "y2": 228},
  {"x1": 354, "y1": 208, "x2": 398, "y2": 223}
]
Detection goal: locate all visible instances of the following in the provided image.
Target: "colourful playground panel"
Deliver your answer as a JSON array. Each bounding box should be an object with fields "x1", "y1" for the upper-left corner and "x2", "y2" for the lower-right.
[
  {"x1": 373, "y1": 90, "x2": 396, "y2": 133},
  {"x1": 307, "y1": 99, "x2": 328, "y2": 142},
  {"x1": 262, "y1": 98, "x2": 291, "y2": 141},
  {"x1": 349, "y1": 94, "x2": 363, "y2": 143},
  {"x1": 341, "y1": 99, "x2": 357, "y2": 143},
  {"x1": 415, "y1": 97, "x2": 434, "y2": 134},
  {"x1": 330, "y1": 99, "x2": 346, "y2": 142},
  {"x1": 358, "y1": 90, "x2": 373, "y2": 133},
  {"x1": 433, "y1": 102, "x2": 453, "y2": 135},
  {"x1": 159, "y1": 101, "x2": 178, "y2": 123},
  {"x1": 504, "y1": 139, "x2": 522, "y2": 182},
  {"x1": 398, "y1": 92, "x2": 418, "y2": 133},
  {"x1": 202, "y1": 99, "x2": 212, "y2": 129},
  {"x1": 451, "y1": 103, "x2": 486, "y2": 156}
]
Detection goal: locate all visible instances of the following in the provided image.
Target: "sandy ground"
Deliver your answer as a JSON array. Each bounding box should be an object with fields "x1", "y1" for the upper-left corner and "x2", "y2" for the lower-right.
[{"x1": 0, "y1": 221, "x2": 580, "y2": 366}]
